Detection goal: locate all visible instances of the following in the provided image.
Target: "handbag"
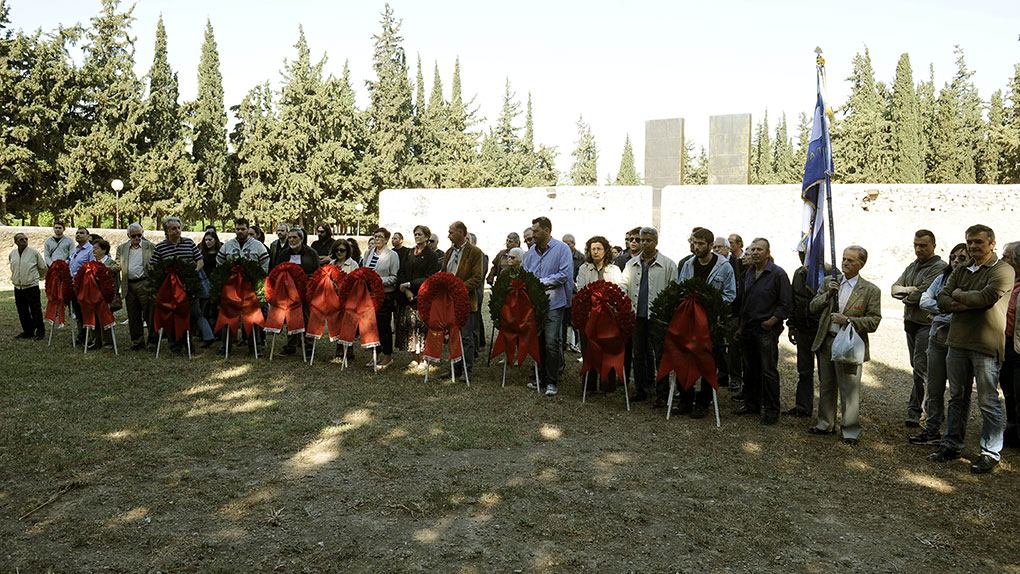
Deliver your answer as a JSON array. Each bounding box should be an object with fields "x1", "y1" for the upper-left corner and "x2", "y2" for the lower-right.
[
  {"x1": 831, "y1": 322, "x2": 865, "y2": 365},
  {"x1": 110, "y1": 294, "x2": 123, "y2": 312}
]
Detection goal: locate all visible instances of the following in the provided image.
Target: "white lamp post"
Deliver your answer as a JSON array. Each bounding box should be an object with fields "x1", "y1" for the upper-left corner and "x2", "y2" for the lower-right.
[
  {"x1": 355, "y1": 202, "x2": 364, "y2": 236},
  {"x1": 111, "y1": 178, "x2": 124, "y2": 229}
]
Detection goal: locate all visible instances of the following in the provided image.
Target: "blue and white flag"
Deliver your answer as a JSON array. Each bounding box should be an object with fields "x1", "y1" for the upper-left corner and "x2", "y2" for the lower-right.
[{"x1": 799, "y1": 60, "x2": 833, "y2": 292}]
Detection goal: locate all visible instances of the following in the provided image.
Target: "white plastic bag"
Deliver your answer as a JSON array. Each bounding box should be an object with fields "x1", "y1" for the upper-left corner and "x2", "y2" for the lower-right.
[{"x1": 831, "y1": 323, "x2": 865, "y2": 365}]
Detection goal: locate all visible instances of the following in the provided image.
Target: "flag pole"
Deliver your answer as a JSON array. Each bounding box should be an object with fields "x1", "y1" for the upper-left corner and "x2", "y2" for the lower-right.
[{"x1": 816, "y1": 48, "x2": 841, "y2": 295}]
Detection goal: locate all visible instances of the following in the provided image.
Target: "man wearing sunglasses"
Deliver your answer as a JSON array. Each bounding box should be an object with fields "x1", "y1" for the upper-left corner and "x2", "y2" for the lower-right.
[
  {"x1": 614, "y1": 226, "x2": 643, "y2": 271},
  {"x1": 116, "y1": 223, "x2": 157, "y2": 350}
]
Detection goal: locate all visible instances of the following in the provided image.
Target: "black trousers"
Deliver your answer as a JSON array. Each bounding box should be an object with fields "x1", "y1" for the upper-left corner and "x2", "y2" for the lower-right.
[
  {"x1": 376, "y1": 292, "x2": 396, "y2": 356},
  {"x1": 742, "y1": 327, "x2": 782, "y2": 415},
  {"x1": 14, "y1": 286, "x2": 45, "y2": 337},
  {"x1": 632, "y1": 317, "x2": 668, "y2": 400}
]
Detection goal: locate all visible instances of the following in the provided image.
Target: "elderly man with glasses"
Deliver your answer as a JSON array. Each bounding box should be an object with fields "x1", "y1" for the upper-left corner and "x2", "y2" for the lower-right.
[
  {"x1": 10, "y1": 233, "x2": 48, "y2": 340},
  {"x1": 116, "y1": 223, "x2": 157, "y2": 350}
]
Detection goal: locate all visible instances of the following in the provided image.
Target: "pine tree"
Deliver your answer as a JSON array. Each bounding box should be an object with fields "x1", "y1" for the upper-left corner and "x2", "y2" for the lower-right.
[
  {"x1": 929, "y1": 81, "x2": 964, "y2": 183},
  {"x1": 795, "y1": 111, "x2": 811, "y2": 171},
  {"x1": 520, "y1": 92, "x2": 558, "y2": 187},
  {"x1": 408, "y1": 53, "x2": 425, "y2": 179},
  {"x1": 977, "y1": 90, "x2": 1004, "y2": 184},
  {"x1": 480, "y1": 78, "x2": 527, "y2": 186},
  {"x1": 365, "y1": 3, "x2": 413, "y2": 203},
  {"x1": 950, "y1": 46, "x2": 982, "y2": 183},
  {"x1": 917, "y1": 65, "x2": 938, "y2": 182},
  {"x1": 58, "y1": 0, "x2": 145, "y2": 226},
  {"x1": 233, "y1": 82, "x2": 280, "y2": 225},
  {"x1": 0, "y1": 9, "x2": 78, "y2": 222},
  {"x1": 832, "y1": 48, "x2": 889, "y2": 183},
  {"x1": 889, "y1": 53, "x2": 922, "y2": 183},
  {"x1": 569, "y1": 115, "x2": 597, "y2": 185},
  {"x1": 133, "y1": 15, "x2": 194, "y2": 224},
  {"x1": 193, "y1": 19, "x2": 229, "y2": 223},
  {"x1": 445, "y1": 57, "x2": 480, "y2": 187},
  {"x1": 413, "y1": 61, "x2": 446, "y2": 188},
  {"x1": 1004, "y1": 64, "x2": 1020, "y2": 183},
  {"x1": 751, "y1": 110, "x2": 773, "y2": 183},
  {"x1": 614, "y1": 135, "x2": 640, "y2": 185},
  {"x1": 773, "y1": 113, "x2": 797, "y2": 183}
]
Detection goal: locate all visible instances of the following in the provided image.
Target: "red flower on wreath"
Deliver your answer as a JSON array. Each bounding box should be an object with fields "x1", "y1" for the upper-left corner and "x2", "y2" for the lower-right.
[
  {"x1": 418, "y1": 271, "x2": 470, "y2": 328},
  {"x1": 418, "y1": 272, "x2": 471, "y2": 363},
  {"x1": 573, "y1": 280, "x2": 635, "y2": 339},
  {"x1": 266, "y1": 262, "x2": 309, "y2": 306},
  {"x1": 45, "y1": 259, "x2": 74, "y2": 304},
  {"x1": 75, "y1": 260, "x2": 116, "y2": 305},
  {"x1": 338, "y1": 267, "x2": 385, "y2": 312}
]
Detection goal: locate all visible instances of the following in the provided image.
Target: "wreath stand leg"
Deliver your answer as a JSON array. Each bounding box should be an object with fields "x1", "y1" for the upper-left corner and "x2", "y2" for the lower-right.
[
  {"x1": 70, "y1": 310, "x2": 77, "y2": 348},
  {"x1": 459, "y1": 332, "x2": 470, "y2": 387},
  {"x1": 83, "y1": 326, "x2": 90, "y2": 354},
  {"x1": 252, "y1": 329, "x2": 259, "y2": 360},
  {"x1": 666, "y1": 373, "x2": 676, "y2": 421},
  {"x1": 339, "y1": 343, "x2": 347, "y2": 370},
  {"x1": 423, "y1": 359, "x2": 430, "y2": 384},
  {"x1": 110, "y1": 324, "x2": 119, "y2": 355},
  {"x1": 48, "y1": 320, "x2": 55, "y2": 346},
  {"x1": 156, "y1": 328, "x2": 163, "y2": 359},
  {"x1": 712, "y1": 387, "x2": 721, "y2": 428},
  {"x1": 309, "y1": 338, "x2": 317, "y2": 366},
  {"x1": 501, "y1": 361, "x2": 507, "y2": 388},
  {"x1": 185, "y1": 330, "x2": 191, "y2": 360},
  {"x1": 581, "y1": 372, "x2": 588, "y2": 404},
  {"x1": 534, "y1": 363, "x2": 541, "y2": 394},
  {"x1": 372, "y1": 347, "x2": 378, "y2": 375},
  {"x1": 224, "y1": 328, "x2": 230, "y2": 359},
  {"x1": 269, "y1": 329, "x2": 277, "y2": 361},
  {"x1": 301, "y1": 334, "x2": 307, "y2": 364},
  {"x1": 487, "y1": 325, "x2": 495, "y2": 366},
  {"x1": 622, "y1": 371, "x2": 631, "y2": 412}
]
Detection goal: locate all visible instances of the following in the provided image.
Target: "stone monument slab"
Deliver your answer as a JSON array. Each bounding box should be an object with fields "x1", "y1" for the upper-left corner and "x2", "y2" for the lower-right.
[{"x1": 708, "y1": 114, "x2": 752, "y2": 185}]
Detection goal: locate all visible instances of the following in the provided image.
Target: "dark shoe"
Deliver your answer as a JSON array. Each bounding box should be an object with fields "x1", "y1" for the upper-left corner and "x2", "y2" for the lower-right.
[
  {"x1": 731, "y1": 405, "x2": 759, "y2": 416},
  {"x1": 690, "y1": 404, "x2": 708, "y2": 419},
  {"x1": 909, "y1": 431, "x2": 941, "y2": 446},
  {"x1": 673, "y1": 402, "x2": 693, "y2": 416},
  {"x1": 761, "y1": 413, "x2": 779, "y2": 425},
  {"x1": 842, "y1": 437, "x2": 859, "y2": 446},
  {"x1": 35, "y1": 332, "x2": 46, "y2": 340},
  {"x1": 927, "y1": 446, "x2": 961, "y2": 462},
  {"x1": 970, "y1": 454, "x2": 999, "y2": 474},
  {"x1": 630, "y1": 392, "x2": 648, "y2": 403},
  {"x1": 129, "y1": 343, "x2": 145, "y2": 351},
  {"x1": 200, "y1": 339, "x2": 215, "y2": 349},
  {"x1": 905, "y1": 420, "x2": 921, "y2": 428},
  {"x1": 782, "y1": 407, "x2": 811, "y2": 417},
  {"x1": 731, "y1": 393, "x2": 745, "y2": 403},
  {"x1": 808, "y1": 426, "x2": 835, "y2": 435},
  {"x1": 280, "y1": 346, "x2": 297, "y2": 356},
  {"x1": 653, "y1": 397, "x2": 668, "y2": 408},
  {"x1": 15, "y1": 332, "x2": 32, "y2": 339}
]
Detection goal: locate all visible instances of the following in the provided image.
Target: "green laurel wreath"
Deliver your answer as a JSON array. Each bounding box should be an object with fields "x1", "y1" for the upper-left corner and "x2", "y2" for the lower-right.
[
  {"x1": 649, "y1": 277, "x2": 732, "y2": 350},
  {"x1": 488, "y1": 267, "x2": 550, "y2": 330},
  {"x1": 210, "y1": 256, "x2": 267, "y2": 305},
  {"x1": 147, "y1": 257, "x2": 203, "y2": 304}
]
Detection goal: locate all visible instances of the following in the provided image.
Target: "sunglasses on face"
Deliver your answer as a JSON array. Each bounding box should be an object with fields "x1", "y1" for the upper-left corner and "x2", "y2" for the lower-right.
[{"x1": 130, "y1": 234, "x2": 141, "y2": 238}]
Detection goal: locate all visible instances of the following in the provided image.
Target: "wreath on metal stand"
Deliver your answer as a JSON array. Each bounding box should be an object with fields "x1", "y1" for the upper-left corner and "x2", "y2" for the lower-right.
[
  {"x1": 211, "y1": 257, "x2": 267, "y2": 359},
  {"x1": 305, "y1": 265, "x2": 347, "y2": 366},
  {"x1": 147, "y1": 257, "x2": 203, "y2": 358},
  {"x1": 337, "y1": 267, "x2": 386, "y2": 372},
  {"x1": 44, "y1": 259, "x2": 74, "y2": 343},
  {"x1": 418, "y1": 271, "x2": 471, "y2": 385},
  {"x1": 572, "y1": 280, "x2": 636, "y2": 407}
]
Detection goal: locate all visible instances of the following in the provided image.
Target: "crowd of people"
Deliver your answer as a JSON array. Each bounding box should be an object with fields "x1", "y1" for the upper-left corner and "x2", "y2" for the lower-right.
[{"x1": 9, "y1": 217, "x2": 1019, "y2": 474}]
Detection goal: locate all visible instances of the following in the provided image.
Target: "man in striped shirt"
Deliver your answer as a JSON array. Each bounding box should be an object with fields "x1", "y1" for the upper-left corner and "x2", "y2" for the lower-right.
[{"x1": 148, "y1": 217, "x2": 204, "y2": 354}]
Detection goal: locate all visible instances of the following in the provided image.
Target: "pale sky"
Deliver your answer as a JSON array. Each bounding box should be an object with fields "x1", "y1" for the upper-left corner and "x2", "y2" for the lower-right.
[{"x1": 9, "y1": 0, "x2": 1020, "y2": 181}]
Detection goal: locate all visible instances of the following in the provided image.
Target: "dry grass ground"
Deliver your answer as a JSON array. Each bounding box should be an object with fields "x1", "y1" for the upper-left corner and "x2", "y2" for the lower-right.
[{"x1": 1, "y1": 290, "x2": 1019, "y2": 573}]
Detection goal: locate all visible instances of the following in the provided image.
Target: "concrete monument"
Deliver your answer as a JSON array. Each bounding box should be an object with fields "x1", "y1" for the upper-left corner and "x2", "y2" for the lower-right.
[
  {"x1": 707, "y1": 114, "x2": 752, "y2": 185},
  {"x1": 644, "y1": 118, "x2": 684, "y2": 228}
]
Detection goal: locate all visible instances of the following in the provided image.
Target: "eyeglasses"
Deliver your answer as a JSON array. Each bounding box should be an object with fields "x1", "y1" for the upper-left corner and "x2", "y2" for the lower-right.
[
  {"x1": 428, "y1": 239, "x2": 437, "y2": 244},
  {"x1": 627, "y1": 237, "x2": 639, "y2": 243},
  {"x1": 130, "y1": 234, "x2": 141, "y2": 238}
]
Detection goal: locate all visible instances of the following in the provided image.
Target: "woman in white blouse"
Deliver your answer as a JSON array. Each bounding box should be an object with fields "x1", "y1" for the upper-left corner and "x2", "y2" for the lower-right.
[
  {"x1": 363, "y1": 228, "x2": 400, "y2": 368},
  {"x1": 575, "y1": 235, "x2": 622, "y2": 290}
]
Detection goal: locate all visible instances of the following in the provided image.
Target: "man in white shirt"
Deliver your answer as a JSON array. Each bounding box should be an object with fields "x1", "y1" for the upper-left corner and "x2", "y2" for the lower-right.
[{"x1": 10, "y1": 233, "x2": 49, "y2": 339}]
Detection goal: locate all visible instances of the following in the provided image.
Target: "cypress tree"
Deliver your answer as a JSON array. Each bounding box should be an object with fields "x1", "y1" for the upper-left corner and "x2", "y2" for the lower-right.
[
  {"x1": 889, "y1": 53, "x2": 922, "y2": 183},
  {"x1": 614, "y1": 135, "x2": 640, "y2": 185},
  {"x1": 193, "y1": 19, "x2": 229, "y2": 223},
  {"x1": 59, "y1": 0, "x2": 145, "y2": 226},
  {"x1": 446, "y1": 57, "x2": 480, "y2": 187},
  {"x1": 795, "y1": 111, "x2": 811, "y2": 167},
  {"x1": 951, "y1": 46, "x2": 982, "y2": 183},
  {"x1": 773, "y1": 113, "x2": 797, "y2": 183},
  {"x1": 977, "y1": 90, "x2": 1004, "y2": 184},
  {"x1": 234, "y1": 82, "x2": 279, "y2": 225},
  {"x1": 365, "y1": 3, "x2": 413, "y2": 199},
  {"x1": 917, "y1": 65, "x2": 938, "y2": 182},
  {"x1": 929, "y1": 81, "x2": 963, "y2": 183},
  {"x1": 569, "y1": 115, "x2": 597, "y2": 185},
  {"x1": 833, "y1": 48, "x2": 889, "y2": 183},
  {"x1": 414, "y1": 61, "x2": 446, "y2": 188},
  {"x1": 753, "y1": 110, "x2": 773, "y2": 183},
  {"x1": 1004, "y1": 64, "x2": 1020, "y2": 183},
  {"x1": 480, "y1": 78, "x2": 527, "y2": 187}
]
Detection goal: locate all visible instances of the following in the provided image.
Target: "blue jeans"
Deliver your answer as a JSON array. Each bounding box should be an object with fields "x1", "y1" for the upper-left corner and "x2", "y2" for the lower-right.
[
  {"x1": 943, "y1": 346, "x2": 1004, "y2": 459},
  {"x1": 923, "y1": 335, "x2": 949, "y2": 434},
  {"x1": 905, "y1": 321, "x2": 930, "y2": 423},
  {"x1": 539, "y1": 307, "x2": 566, "y2": 387}
]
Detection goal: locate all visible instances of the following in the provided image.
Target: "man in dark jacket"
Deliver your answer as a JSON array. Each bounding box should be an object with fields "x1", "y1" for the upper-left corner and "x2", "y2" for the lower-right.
[{"x1": 785, "y1": 248, "x2": 830, "y2": 417}]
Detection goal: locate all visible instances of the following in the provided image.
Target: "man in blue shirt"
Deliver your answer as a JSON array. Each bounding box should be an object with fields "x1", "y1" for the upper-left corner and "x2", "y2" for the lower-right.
[
  {"x1": 733, "y1": 238, "x2": 793, "y2": 425},
  {"x1": 524, "y1": 216, "x2": 574, "y2": 396},
  {"x1": 69, "y1": 227, "x2": 97, "y2": 347}
]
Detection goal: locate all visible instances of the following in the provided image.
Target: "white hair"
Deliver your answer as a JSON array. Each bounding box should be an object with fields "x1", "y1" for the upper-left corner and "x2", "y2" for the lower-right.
[
  {"x1": 509, "y1": 247, "x2": 527, "y2": 261},
  {"x1": 128, "y1": 222, "x2": 143, "y2": 233}
]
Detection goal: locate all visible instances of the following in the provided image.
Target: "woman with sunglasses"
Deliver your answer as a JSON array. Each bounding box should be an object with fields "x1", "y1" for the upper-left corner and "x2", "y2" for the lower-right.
[
  {"x1": 913, "y1": 243, "x2": 969, "y2": 446},
  {"x1": 329, "y1": 239, "x2": 359, "y2": 273}
]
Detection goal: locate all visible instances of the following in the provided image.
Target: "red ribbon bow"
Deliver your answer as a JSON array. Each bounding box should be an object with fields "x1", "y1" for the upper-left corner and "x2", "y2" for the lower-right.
[
  {"x1": 214, "y1": 265, "x2": 265, "y2": 336},
  {"x1": 338, "y1": 279, "x2": 380, "y2": 347},
  {"x1": 265, "y1": 265, "x2": 306, "y2": 335},
  {"x1": 75, "y1": 264, "x2": 116, "y2": 330},
  {"x1": 306, "y1": 267, "x2": 344, "y2": 341},
  {"x1": 423, "y1": 288, "x2": 463, "y2": 363},
  {"x1": 44, "y1": 260, "x2": 73, "y2": 326},
  {"x1": 579, "y1": 289, "x2": 626, "y2": 382},
  {"x1": 489, "y1": 279, "x2": 541, "y2": 366},
  {"x1": 153, "y1": 269, "x2": 192, "y2": 341},
  {"x1": 655, "y1": 297, "x2": 718, "y2": 391}
]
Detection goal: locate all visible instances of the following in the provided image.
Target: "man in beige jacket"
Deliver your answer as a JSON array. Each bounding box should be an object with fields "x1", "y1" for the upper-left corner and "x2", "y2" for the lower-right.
[
  {"x1": 10, "y1": 233, "x2": 49, "y2": 339},
  {"x1": 807, "y1": 246, "x2": 882, "y2": 445}
]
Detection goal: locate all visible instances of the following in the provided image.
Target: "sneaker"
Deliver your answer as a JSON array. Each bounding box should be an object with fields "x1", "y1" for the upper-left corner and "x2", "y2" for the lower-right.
[
  {"x1": 927, "y1": 446, "x2": 961, "y2": 462},
  {"x1": 970, "y1": 454, "x2": 999, "y2": 474},
  {"x1": 527, "y1": 381, "x2": 541, "y2": 390},
  {"x1": 545, "y1": 384, "x2": 558, "y2": 396},
  {"x1": 908, "y1": 431, "x2": 941, "y2": 446}
]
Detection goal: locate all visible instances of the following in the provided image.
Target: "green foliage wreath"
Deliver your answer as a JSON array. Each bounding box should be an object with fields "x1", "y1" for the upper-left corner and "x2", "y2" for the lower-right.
[
  {"x1": 147, "y1": 257, "x2": 203, "y2": 304},
  {"x1": 649, "y1": 277, "x2": 732, "y2": 350},
  {"x1": 210, "y1": 257, "x2": 267, "y2": 305},
  {"x1": 488, "y1": 267, "x2": 550, "y2": 331}
]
